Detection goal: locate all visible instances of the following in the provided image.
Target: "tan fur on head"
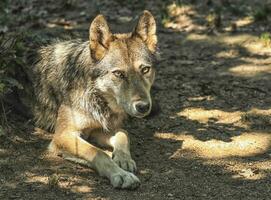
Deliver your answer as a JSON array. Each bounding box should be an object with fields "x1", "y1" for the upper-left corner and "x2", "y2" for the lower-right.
[
  {"x1": 89, "y1": 15, "x2": 113, "y2": 61},
  {"x1": 133, "y1": 10, "x2": 157, "y2": 53},
  {"x1": 89, "y1": 10, "x2": 157, "y2": 61}
]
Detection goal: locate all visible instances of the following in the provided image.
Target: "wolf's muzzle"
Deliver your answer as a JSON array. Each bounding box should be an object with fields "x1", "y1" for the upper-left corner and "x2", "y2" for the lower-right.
[{"x1": 134, "y1": 101, "x2": 150, "y2": 115}]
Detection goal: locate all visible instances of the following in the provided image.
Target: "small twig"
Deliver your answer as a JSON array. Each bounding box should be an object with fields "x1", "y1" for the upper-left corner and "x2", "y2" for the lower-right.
[
  {"x1": 208, "y1": 125, "x2": 225, "y2": 134},
  {"x1": 0, "y1": 36, "x2": 16, "y2": 55},
  {"x1": 0, "y1": 100, "x2": 8, "y2": 126}
]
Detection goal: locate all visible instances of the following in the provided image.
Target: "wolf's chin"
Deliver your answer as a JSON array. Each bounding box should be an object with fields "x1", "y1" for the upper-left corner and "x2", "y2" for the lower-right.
[{"x1": 129, "y1": 109, "x2": 151, "y2": 118}]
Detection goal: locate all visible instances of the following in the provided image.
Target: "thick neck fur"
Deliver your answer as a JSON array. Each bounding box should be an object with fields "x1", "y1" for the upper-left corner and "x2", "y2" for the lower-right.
[
  {"x1": 70, "y1": 86, "x2": 126, "y2": 132},
  {"x1": 65, "y1": 40, "x2": 126, "y2": 132}
]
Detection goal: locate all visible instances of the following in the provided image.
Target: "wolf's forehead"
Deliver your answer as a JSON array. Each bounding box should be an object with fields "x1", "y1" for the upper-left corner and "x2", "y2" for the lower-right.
[{"x1": 109, "y1": 39, "x2": 151, "y2": 66}]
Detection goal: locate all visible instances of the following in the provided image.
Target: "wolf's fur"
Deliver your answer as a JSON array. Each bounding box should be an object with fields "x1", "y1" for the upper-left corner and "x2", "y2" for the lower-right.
[
  {"x1": 34, "y1": 40, "x2": 116, "y2": 131},
  {"x1": 33, "y1": 10, "x2": 157, "y2": 189}
]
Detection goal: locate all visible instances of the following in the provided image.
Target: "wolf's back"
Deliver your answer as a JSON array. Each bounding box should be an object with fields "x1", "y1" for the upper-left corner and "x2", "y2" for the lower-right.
[
  {"x1": 33, "y1": 40, "x2": 90, "y2": 131},
  {"x1": 34, "y1": 44, "x2": 62, "y2": 131}
]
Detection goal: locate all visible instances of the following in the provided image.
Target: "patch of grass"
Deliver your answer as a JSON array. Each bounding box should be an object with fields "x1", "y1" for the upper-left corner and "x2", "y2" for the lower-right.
[
  {"x1": 48, "y1": 174, "x2": 60, "y2": 188},
  {"x1": 0, "y1": 0, "x2": 10, "y2": 33},
  {"x1": 160, "y1": 2, "x2": 172, "y2": 27},
  {"x1": 259, "y1": 32, "x2": 271, "y2": 47},
  {"x1": 253, "y1": 5, "x2": 270, "y2": 22},
  {"x1": 160, "y1": 1, "x2": 193, "y2": 28},
  {"x1": 161, "y1": 13, "x2": 171, "y2": 27},
  {"x1": 206, "y1": 11, "x2": 221, "y2": 29},
  {"x1": 228, "y1": 5, "x2": 247, "y2": 16}
]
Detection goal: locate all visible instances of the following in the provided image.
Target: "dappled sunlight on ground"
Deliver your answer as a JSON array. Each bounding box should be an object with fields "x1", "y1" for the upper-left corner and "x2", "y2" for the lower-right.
[
  {"x1": 155, "y1": 108, "x2": 271, "y2": 158},
  {"x1": 229, "y1": 160, "x2": 271, "y2": 180},
  {"x1": 46, "y1": 20, "x2": 78, "y2": 30},
  {"x1": 203, "y1": 158, "x2": 271, "y2": 181},
  {"x1": 168, "y1": 107, "x2": 271, "y2": 158},
  {"x1": 55, "y1": 175, "x2": 94, "y2": 193},
  {"x1": 25, "y1": 172, "x2": 48, "y2": 184},
  {"x1": 178, "y1": 107, "x2": 242, "y2": 124},
  {"x1": 231, "y1": 17, "x2": 254, "y2": 28},
  {"x1": 163, "y1": 2, "x2": 205, "y2": 32},
  {"x1": 155, "y1": 129, "x2": 271, "y2": 181},
  {"x1": 184, "y1": 32, "x2": 271, "y2": 81},
  {"x1": 155, "y1": 105, "x2": 271, "y2": 181},
  {"x1": 218, "y1": 34, "x2": 256, "y2": 45},
  {"x1": 155, "y1": 132, "x2": 270, "y2": 159},
  {"x1": 186, "y1": 33, "x2": 271, "y2": 53},
  {"x1": 178, "y1": 107, "x2": 271, "y2": 129},
  {"x1": 229, "y1": 64, "x2": 271, "y2": 77}
]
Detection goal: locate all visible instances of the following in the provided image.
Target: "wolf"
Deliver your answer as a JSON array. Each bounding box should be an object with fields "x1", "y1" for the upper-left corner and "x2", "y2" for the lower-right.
[{"x1": 33, "y1": 10, "x2": 158, "y2": 189}]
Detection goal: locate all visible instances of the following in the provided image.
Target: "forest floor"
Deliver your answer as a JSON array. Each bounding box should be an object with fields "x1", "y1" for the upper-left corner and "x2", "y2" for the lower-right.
[{"x1": 0, "y1": 0, "x2": 271, "y2": 199}]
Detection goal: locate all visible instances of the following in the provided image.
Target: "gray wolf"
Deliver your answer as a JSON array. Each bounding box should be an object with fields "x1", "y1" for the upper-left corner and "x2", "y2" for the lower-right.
[{"x1": 34, "y1": 10, "x2": 158, "y2": 189}]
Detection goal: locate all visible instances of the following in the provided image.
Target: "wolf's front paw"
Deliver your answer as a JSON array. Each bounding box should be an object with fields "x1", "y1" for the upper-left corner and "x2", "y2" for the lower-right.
[
  {"x1": 112, "y1": 151, "x2": 137, "y2": 173},
  {"x1": 110, "y1": 169, "x2": 140, "y2": 189}
]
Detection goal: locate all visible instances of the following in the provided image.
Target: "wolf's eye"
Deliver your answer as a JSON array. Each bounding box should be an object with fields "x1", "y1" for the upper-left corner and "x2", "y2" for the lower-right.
[
  {"x1": 112, "y1": 70, "x2": 125, "y2": 79},
  {"x1": 141, "y1": 66, "x2": 151, "y2": 74}
]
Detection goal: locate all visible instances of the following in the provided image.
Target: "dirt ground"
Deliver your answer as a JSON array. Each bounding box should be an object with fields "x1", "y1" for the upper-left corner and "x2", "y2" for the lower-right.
[{"x1": 1, "y1": 0, "x2": 271, "y2": 199}]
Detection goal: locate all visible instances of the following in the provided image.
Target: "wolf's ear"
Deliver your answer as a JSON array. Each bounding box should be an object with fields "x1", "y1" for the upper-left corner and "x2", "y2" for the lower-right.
[
  {"x1": 133, "y1": 10, "x2": 157, "y2": 53},
  {"x1": 89, "y1": 15, "x2": 112, "y2": 61}
]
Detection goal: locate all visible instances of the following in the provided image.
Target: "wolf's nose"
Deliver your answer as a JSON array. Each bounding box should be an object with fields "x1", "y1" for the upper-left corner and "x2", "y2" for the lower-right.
[{"x1": 135, "y1": 102, "x2": 150, "y2": 114}]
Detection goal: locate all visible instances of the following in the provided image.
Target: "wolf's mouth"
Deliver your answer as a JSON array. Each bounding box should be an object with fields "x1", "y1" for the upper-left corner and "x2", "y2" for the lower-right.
[{"x1": 133, "y1": 112, "x2": 150, "y2": 118}]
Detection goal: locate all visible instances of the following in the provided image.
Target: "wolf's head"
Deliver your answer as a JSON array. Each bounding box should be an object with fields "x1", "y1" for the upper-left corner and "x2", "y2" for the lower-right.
[{"x1": 89, "y1": 11, "x2": 157, "y2": 118}]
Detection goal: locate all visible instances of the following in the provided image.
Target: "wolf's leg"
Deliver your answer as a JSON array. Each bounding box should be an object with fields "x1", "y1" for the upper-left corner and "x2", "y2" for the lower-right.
[
  {"x1": 50, "y1": 132, "x2": 140, "y2": 189},
  {"x1": 92, "y1": 130, "x2": 137, "y2": 173},
  {"x1": 110, "y1": 130, "x2": 137, "y2": 173}
]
